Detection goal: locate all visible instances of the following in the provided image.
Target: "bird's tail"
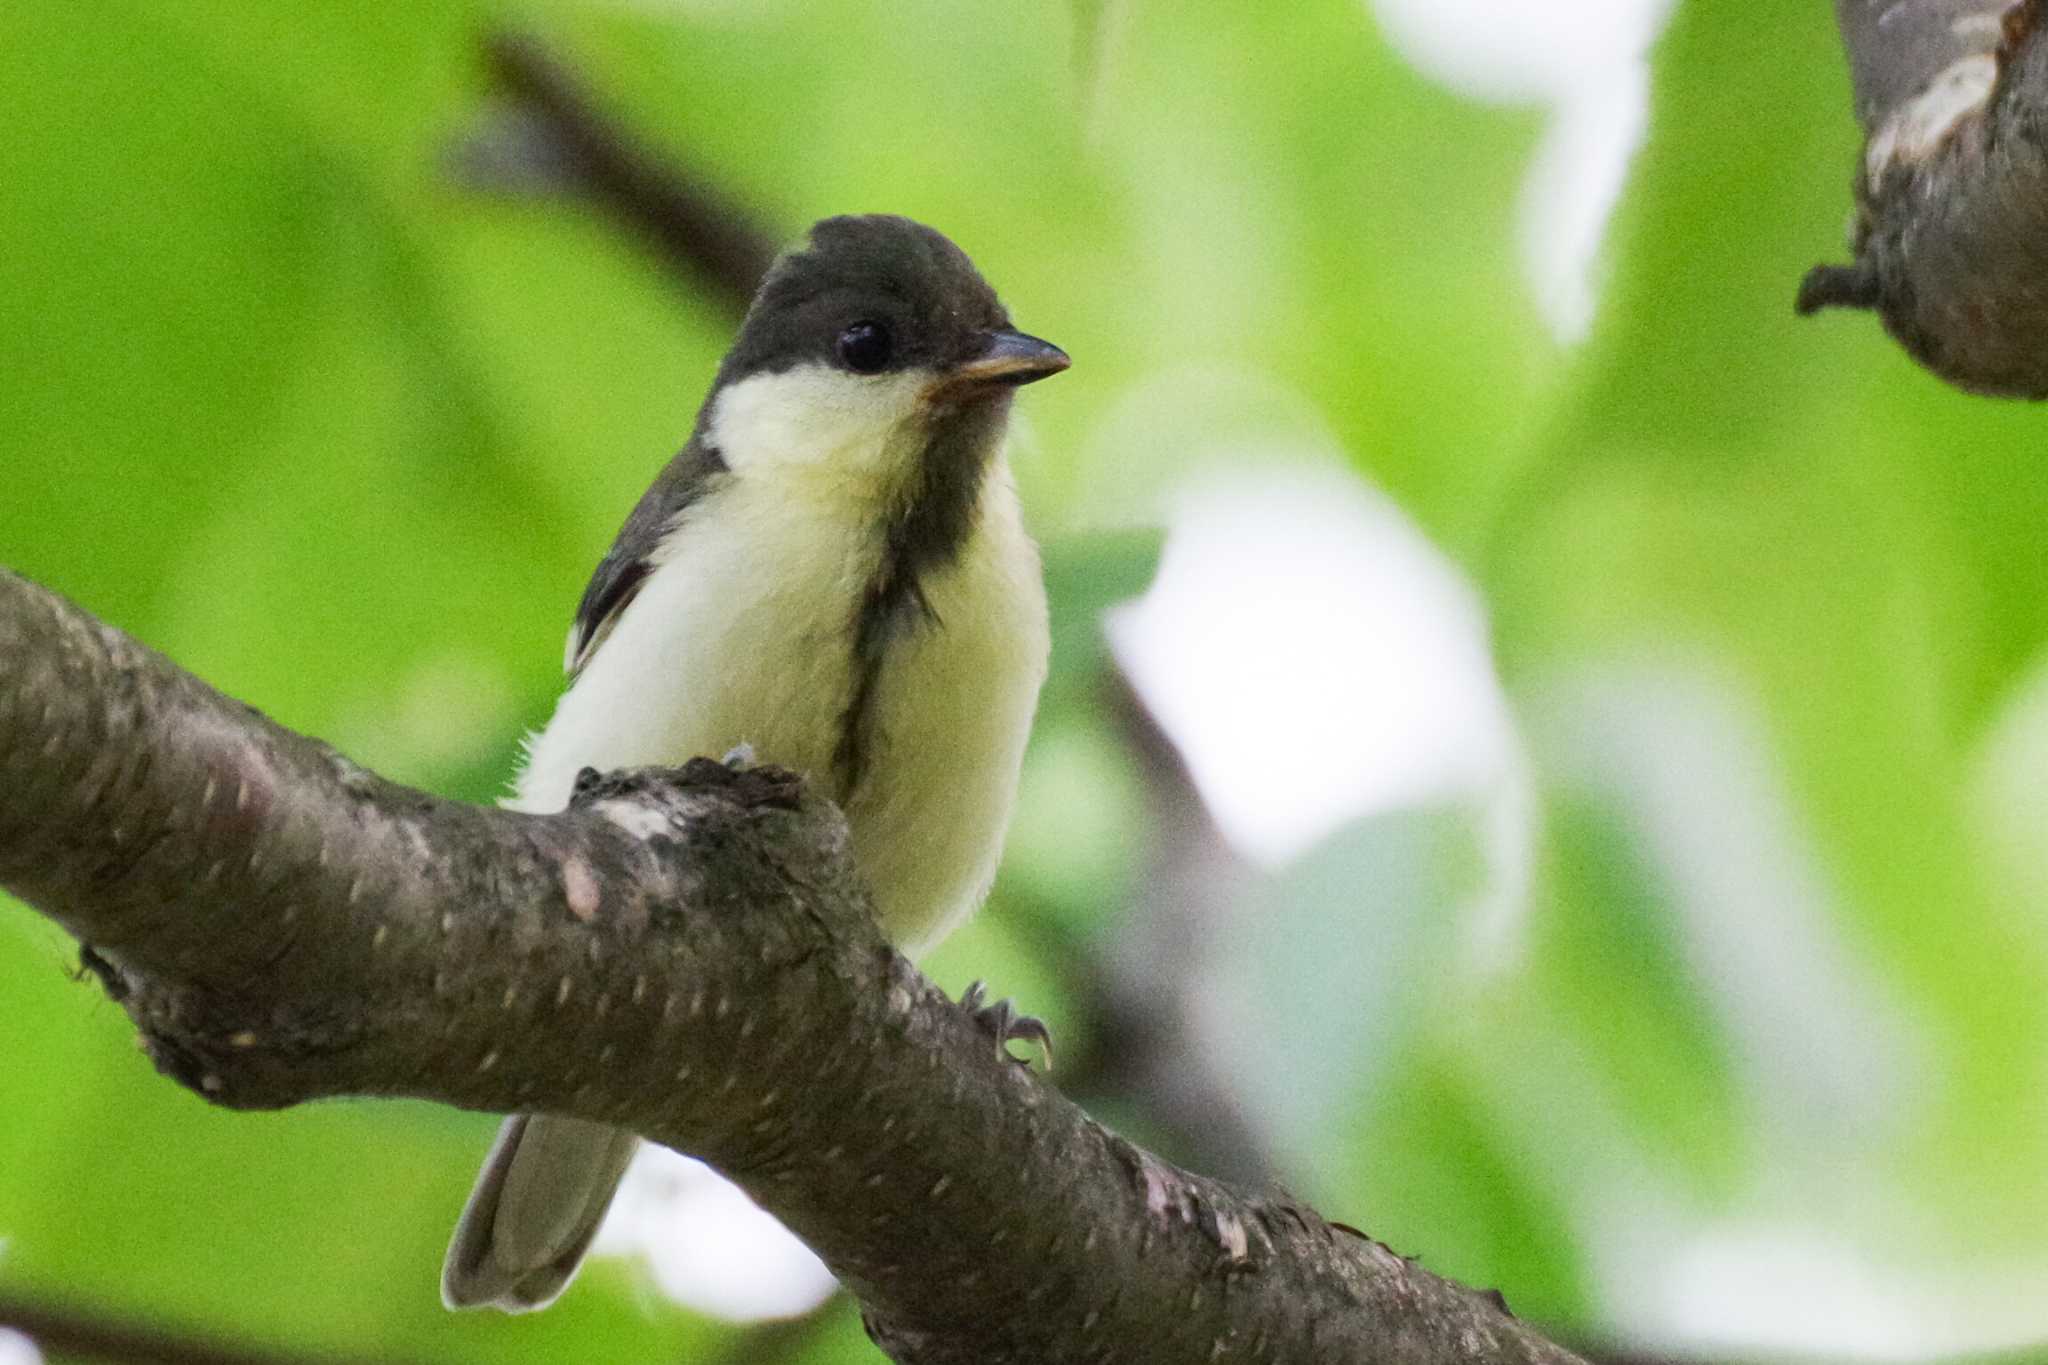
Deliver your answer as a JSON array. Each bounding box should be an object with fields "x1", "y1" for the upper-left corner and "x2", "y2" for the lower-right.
[{"x1": 442, "y1": 1114, "x2": 641, "y2": 1311}]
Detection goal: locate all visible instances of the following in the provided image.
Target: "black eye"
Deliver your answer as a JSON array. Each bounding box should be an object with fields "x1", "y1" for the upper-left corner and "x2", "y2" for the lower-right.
[{"x1": 836, "y1": 321, "x2": 892, "y2": 374}]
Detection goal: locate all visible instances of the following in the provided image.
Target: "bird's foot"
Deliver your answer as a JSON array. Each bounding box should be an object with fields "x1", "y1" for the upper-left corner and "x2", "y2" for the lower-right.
[{"x1": 959, "y1": 980, "x2": 1053, "y2": 1070}]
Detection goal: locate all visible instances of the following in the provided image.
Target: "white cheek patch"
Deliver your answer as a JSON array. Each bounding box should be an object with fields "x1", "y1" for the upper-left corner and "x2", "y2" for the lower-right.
[{"x1": 706, "y1": 365, "x2": 934, "y2": 473}]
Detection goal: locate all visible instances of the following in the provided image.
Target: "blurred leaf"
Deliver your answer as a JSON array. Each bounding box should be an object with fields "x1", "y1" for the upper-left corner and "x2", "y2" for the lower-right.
[
  {"x1": 146, "y1": 197, "x2": 585, "y2": 798},
  {"x1": 1211, "y1": 806, "x2": 1483, "y2": 1181},
  {"x1": 1006, "y1": 716, "x2": 1146, "y2": 931},
  {"x1": 0, "y1": 4, "x2": 327, "y2": 624},
  {"x1": 1489, "y1": 0, "x2": 2048, "y2": 1260},
  {"x1": 1097, "y1": 1, "x2": 1554, "y2": 552},
  {"x1": 1347, "y1": 1047, "x2": 1593, "y2": 1330},
  {"x1": 1037, "y1": 528, "x2": 1161, "y2": 712},
  {"x1": 1529, "y1": 795, "x2": 1744, "y2": 1198}
]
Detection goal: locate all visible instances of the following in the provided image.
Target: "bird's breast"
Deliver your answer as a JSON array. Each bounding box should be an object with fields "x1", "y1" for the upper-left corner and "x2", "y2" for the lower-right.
[{"x1": 510, "y1": 465, "x2": 1047, "y2": 953}]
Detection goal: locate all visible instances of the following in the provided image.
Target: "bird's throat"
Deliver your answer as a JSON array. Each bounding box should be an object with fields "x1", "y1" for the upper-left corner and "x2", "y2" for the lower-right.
[{"x1": 832, "y1": 399, "x2": 1010, "y2": 796}]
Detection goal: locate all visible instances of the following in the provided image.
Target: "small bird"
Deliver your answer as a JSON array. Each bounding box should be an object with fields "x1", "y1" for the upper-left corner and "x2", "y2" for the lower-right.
[{"x1": 441, "y1": 214, "x2": 1065, "y2": 1311}]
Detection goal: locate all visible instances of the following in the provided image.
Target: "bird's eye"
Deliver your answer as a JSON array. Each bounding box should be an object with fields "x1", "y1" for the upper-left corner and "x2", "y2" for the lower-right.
[{"x1": 836, "y1": 321, "x2": 892, "y2": 374}]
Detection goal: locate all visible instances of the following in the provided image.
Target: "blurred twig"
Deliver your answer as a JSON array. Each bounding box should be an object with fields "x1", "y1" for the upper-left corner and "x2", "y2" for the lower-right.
[
  {"x1": 0, "y1": 1294, "x2": 414, "y2": 1365},
  {"x1": 1053, "y1": 668, "x2": 1275, "y2": 1186},
  {"x1": 455, "y1": 30, "x2": 778, "y2": 315}
]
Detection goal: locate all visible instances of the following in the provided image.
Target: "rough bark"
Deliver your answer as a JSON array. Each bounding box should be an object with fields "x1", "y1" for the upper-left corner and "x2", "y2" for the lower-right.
[
  {"x1": 0, "y1": 569, "x2": 1586, "y2": 1362},
  {"x1": 1798, "y1": 0, "x2": 2048, "y2": 397}
]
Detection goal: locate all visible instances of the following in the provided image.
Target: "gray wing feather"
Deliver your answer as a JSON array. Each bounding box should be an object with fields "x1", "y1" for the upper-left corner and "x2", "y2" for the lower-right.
[{"x1": 566, "y1": 436, "x2": 728, "y2": 677}]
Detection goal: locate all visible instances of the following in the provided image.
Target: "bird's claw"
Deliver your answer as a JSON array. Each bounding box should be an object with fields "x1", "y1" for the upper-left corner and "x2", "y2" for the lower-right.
[{"x1": 959, "y1": 980, "x2": 1053, "y2": 1070}]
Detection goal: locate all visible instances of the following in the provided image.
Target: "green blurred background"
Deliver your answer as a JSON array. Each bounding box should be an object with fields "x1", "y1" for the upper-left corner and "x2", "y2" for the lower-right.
[{"x1": 6, "y1": 1, "x2": 2048, "y2": 1361}]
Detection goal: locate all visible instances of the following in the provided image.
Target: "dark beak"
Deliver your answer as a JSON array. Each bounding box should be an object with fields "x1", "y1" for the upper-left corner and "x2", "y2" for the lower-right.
[{"x1": 951, "y1": 330, "x2": 1071, "y2": 388}]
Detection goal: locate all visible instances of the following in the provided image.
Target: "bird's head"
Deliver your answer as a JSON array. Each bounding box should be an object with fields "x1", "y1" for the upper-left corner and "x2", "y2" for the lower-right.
[{"x1": 701, "y1": 215, "x2": 1068, "y2": 482}]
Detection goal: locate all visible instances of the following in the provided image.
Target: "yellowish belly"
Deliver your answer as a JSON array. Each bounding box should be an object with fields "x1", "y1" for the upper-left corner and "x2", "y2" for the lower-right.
[{"x1": 509, "y1": 473, "x2": 1046, "y2": 954}]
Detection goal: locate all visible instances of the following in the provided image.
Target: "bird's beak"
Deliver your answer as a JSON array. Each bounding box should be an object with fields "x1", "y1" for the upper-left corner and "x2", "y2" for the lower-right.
[{"x1": 949, "y1": 330, "x2": 1071, "y2": 389}]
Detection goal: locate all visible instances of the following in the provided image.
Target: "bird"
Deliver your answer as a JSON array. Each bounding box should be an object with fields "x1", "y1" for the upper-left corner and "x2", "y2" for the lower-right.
[{"x1": 440, "y1": 213, "x2": 1067, "y2": 1312}]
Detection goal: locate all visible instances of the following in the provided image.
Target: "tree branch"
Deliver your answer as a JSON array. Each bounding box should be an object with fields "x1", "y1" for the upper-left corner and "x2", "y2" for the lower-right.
[
  {"x1": 0, "y1": 567, "x2": 1585, "y2": 1362},
  {"x1": 1799, "y1": 0, "x2": 2048, "y2": 397}
]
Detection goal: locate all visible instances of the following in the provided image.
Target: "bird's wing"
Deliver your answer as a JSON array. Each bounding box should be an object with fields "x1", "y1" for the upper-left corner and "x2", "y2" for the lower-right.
[{"x1": 565, "y1": 438, "x2": 728, "y2": 677}]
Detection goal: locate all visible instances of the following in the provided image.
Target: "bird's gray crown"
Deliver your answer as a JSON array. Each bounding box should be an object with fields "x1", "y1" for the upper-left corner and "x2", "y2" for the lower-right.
[{"x1": 715, "y1": 215, "x2": 1012, "y2": 385}]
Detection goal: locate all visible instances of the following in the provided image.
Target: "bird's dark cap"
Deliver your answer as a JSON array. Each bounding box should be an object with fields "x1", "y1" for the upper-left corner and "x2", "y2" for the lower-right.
[{"x1": 716, "y1": 215, "x2": 1019, "y2": 385}]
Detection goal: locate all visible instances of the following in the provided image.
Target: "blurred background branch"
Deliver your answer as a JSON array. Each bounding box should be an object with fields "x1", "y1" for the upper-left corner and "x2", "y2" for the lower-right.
[
  {"x1": 0, "y1": 1294, "x2": 410, "y2": 1365},
  {"x1": 456, "y1": 30, "x2": 776, "y2": 312}
]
